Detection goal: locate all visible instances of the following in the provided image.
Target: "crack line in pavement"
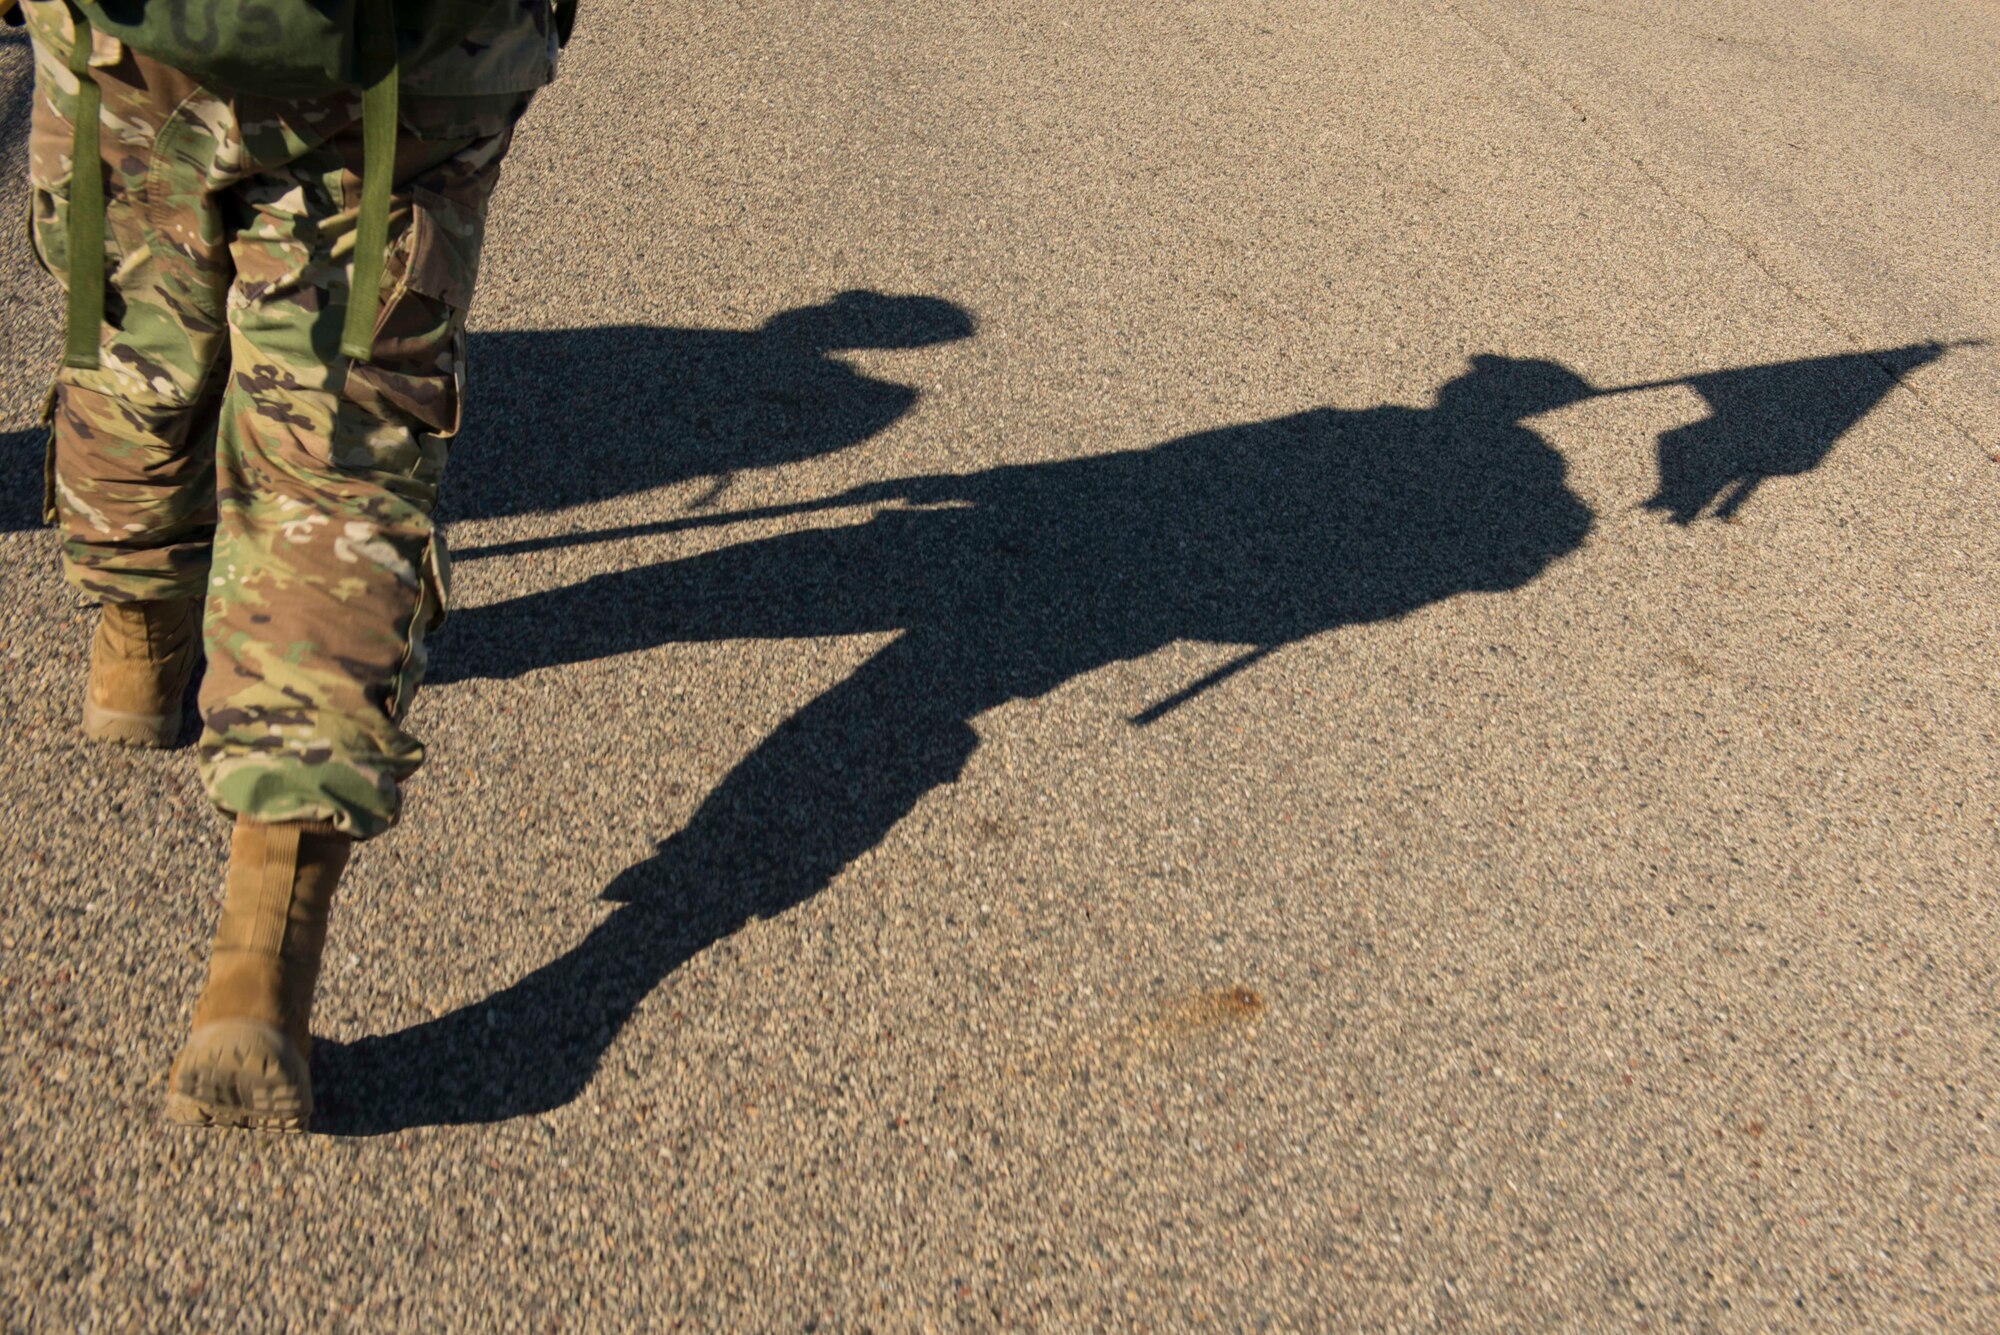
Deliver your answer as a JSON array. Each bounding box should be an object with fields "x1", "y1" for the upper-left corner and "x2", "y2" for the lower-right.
[
  {"x1": 1441, "y1": 1, "x2": 1991, "y2": 459},
  {"x1": 1525, "y1": 0, "x2": 1999, "y2": 107}
]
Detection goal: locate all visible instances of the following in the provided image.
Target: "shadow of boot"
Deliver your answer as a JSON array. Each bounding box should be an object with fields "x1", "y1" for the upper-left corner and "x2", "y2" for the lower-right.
[{"x1": 312, "y1": 902, "x2": 707, "y2": 1133}]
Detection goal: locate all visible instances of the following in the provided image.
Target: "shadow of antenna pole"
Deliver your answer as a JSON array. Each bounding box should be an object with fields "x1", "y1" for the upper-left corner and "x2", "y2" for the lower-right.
[{"x1": 1131, "y1": 644, "x2": 1276, "y2": 725}]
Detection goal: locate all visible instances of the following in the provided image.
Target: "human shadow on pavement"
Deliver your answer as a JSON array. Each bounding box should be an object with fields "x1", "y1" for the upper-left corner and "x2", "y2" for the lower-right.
[
  {"x1": 313, "y1": 353, "x2": 1602, "y2": 1132},
  {"x1": 444, "y1": 290, "x2": 975, "y2": 522},
  {"x1": 313, "y1": 339, "x2": 1958, "y2": 1133}
]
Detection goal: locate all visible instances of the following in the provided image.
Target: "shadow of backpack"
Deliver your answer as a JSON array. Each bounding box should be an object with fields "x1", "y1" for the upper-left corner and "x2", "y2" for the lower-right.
[{"x1": 56, "y1": 0, "x2": 576, "y2": 369}]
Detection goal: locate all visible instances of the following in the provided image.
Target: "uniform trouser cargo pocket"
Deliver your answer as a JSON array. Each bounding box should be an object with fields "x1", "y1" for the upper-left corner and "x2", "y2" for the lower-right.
[{"x1": 195, "y1": 118, "x2": 517, "y2": 840}]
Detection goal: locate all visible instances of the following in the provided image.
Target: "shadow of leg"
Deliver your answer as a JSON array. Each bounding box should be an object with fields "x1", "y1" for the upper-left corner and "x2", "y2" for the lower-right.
[
  {"x1": 314, "y1": 633, "x2": 984, "y2": 1133},
  {"x1": 604, "y1": 634, "x2": 983, "y2": 913}
]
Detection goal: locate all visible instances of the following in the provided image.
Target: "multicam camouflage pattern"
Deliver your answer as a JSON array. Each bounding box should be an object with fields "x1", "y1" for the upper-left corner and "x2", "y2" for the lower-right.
[
  {"x1": 25, "y1": 0, "x2": 531, "y2": 838},
  {"x1": 400, "y1": 0, "x2": 561, "y2": 97}
]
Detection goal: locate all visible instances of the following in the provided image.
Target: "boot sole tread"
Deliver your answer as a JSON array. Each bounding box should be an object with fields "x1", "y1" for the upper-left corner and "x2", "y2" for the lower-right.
[
  {"x1": 81, "y1": 699, "x2": 179, "y2": 748},
  {"x1": 166, "y1": 1020, "x2": 311, "y2": 1133}
]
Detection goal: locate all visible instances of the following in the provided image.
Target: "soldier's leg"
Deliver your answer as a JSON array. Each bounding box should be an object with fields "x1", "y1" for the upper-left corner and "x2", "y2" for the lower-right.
[
  {"x1": 196, "y1": 103, "x2": 521, "y2": 838},
  {"x1": 24, "y1": 5, "x2": 232, "y2": 743},
  {"x1": 169, "y1": 103, "x2": 523, "y2": 1129}
]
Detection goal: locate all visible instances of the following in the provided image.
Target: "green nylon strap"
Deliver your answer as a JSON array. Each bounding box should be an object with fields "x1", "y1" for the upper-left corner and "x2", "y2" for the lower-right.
[
  {"x1": 62, "y1": 7, "x2": 104, "y2": 370},
  {"x1": 339, "y1": 0, "x2": 399, "y2": 363}
]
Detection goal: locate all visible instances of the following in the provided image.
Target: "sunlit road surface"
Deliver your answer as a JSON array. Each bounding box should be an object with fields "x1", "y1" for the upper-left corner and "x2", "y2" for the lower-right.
[{"x1": 2, "y1": 2, "x2": 1996, "y2": 1327}]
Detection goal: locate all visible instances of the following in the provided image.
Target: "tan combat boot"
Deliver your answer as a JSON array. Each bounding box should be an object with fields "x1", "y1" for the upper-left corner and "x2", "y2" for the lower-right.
[
  {"x1": 83, "y1": 597, "x2": 203, "y2": 747},
  {"x1": 166, "y1": 818, "x2": 352, "y2": 1132}
]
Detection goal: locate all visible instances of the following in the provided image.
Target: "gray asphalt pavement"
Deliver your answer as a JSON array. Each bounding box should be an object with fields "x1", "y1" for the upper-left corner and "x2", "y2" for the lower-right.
[{"x1": 3, "y1": 1, "x2": 1997, "y2": 1328}]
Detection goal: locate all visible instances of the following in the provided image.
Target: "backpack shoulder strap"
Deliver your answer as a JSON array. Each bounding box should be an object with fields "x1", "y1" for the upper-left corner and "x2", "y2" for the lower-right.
[
  {"x1": 62, "y1": 5, "x2": 106, "y2": 370},
  {"x1": 339, "y1": 0, "x2": 399, "y2": 362}
]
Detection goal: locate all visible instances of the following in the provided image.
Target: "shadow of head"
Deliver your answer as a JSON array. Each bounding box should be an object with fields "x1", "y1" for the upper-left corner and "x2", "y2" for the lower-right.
[
  {"x1": 1436, "y1": 354, "x2": 1597, "y2": 421},
  {"x1": 760, "y1": 289, "x2": 975, "y2": 351},
  {"x1": 442, "y1": 291, "x2": 975, "y2": 524}
]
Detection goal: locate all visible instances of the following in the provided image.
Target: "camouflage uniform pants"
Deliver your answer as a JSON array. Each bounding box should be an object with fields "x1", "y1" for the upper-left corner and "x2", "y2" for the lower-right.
[{"x1": 26, "y1": 3, "x2": 524, "y2": 838}]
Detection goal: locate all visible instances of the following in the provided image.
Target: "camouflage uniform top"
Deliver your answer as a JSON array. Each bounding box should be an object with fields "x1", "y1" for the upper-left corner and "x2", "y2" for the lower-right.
[
  {"x1": 400, "y1": 0, "x2": 563, "y2": 96},
  {"x1": 20, "y1": 0, "x2": 560, "y2": 96}
]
